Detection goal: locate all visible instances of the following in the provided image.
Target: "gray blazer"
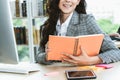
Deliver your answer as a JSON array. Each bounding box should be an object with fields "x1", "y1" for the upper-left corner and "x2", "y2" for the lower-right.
[{"x1": 36, "y1": 11, "x2": 120, "y2": 64}]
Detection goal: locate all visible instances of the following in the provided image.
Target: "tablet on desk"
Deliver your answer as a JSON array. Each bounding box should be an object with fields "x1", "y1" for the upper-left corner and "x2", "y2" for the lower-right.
[{"x1": 65, "y1": 70, "x2": 97, "y2": 80}]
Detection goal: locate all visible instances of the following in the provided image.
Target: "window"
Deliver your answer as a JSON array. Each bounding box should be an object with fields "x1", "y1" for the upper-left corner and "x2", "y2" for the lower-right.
[{"x1": 86, "y1": 0, "x2": 120, "y2": 34}]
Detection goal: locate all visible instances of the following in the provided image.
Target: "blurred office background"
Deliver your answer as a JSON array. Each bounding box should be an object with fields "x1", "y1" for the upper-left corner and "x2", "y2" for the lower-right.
[{"x1": 86, "y1": 0, "x2": 120, "y2": 33}]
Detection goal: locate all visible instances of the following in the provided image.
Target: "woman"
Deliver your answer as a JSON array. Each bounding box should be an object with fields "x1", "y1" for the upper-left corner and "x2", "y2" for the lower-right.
[{"x1": 36, "y1": 0, "x2": 120, "y2": 65}]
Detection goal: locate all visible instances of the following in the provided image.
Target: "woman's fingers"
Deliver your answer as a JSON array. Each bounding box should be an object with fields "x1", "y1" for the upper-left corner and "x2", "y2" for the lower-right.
[
  {"x1": 62, "y1": 53, "x2": 77, "y2": 60},
  {"x1": 62, "y1": 57, "x2": 78, "y2": 65},
  {"x1": 61, "y1": 47, "x2": 90, "y2": 66},
  {"x1": 79, "y1": 46, "x2": 87, "y2": 56},
  {"x1": 45, "y1": 47, "x2": 51, "y2": 53}
]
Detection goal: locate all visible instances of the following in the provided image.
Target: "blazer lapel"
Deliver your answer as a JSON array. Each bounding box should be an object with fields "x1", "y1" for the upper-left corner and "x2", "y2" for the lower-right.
[{"x1": 66, "y1": 11, "x2": 80, "y2": 36}]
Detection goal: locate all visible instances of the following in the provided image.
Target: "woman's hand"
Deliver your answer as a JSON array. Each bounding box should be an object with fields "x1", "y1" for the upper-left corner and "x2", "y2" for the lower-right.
[
  {"x1": 62, "y1": 47, "x2": 102, "y2": 66},
  {"x1": 45, "y1": 42, "x2": 50, "y2": 53},
  {"x1": 45, "y1": 42, "x2": 51, "y2": 61}
]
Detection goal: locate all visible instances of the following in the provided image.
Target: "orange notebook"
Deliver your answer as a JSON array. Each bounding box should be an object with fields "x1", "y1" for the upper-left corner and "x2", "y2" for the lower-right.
[{"x1": 47, "y1": 34, "x2": 104, "y2": 61}]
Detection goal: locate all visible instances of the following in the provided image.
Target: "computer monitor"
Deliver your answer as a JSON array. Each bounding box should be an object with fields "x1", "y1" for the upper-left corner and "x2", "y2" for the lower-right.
[{"x1": 0, "y1": 0, "x2": 19, "y2": 64}]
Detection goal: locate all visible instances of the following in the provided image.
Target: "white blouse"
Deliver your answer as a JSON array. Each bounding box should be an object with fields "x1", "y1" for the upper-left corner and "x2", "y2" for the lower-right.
[{"x1": 56, "y1": 12, "x2": 73, "y2": 36}]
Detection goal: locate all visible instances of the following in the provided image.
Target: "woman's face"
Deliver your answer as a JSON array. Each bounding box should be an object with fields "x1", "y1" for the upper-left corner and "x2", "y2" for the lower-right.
[{"x1": 59, "y1": 0, "x2": 80, "y2": 14}]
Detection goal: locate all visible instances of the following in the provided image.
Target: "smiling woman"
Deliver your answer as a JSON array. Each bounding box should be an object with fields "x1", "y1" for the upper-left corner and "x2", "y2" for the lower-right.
[
  {"x1": 58, "y1": 0, "x2": 80, "y2": 16},
  {"x1": 36, "y1": 0, "x2": 120, "y2": 66}
]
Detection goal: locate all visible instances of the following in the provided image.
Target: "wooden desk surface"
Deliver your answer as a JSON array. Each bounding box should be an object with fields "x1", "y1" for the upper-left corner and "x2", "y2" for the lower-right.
[{"x1": 0, "y1": 62, "x2": 120, "y2": 80}]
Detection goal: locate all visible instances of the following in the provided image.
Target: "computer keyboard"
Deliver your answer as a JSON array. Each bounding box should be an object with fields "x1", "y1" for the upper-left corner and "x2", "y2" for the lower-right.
[
  {"x1": 110, "y1": 36, "x2": 120, "y2": 41},
  {"x1": 0, "y1": 62, "x2": 40, "y2": 74}
]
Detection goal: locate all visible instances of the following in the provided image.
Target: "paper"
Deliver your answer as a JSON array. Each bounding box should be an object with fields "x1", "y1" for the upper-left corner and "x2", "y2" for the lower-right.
[
  {"x1": 77, "y1": 66, "x2": 104, "y2": 72},
  {"x1": 95, "y1": 64, "x2": 113, "y2": 69}
]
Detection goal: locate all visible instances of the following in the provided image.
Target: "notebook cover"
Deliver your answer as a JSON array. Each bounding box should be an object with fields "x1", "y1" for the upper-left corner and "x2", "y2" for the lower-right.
[
  {"x1": 76, "y1": 34, "x2": 104, "y2": 56},
  {"x1": 47, "y1": 36, "x2": 76, "y2": 60},
  {"x1": 47, "y1": 34, "x2": 104, "y2": 61}
]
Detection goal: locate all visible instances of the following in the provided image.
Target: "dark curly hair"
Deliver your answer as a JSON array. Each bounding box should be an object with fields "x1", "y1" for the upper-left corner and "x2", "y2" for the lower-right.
[{"x1": 40, "y1": 0, "x2": 87, "y2": 50}]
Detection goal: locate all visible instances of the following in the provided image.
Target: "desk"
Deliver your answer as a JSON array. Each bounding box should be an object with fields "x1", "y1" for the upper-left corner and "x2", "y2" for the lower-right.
[{"x1": 0, "y1": 62, "x2": 120, "y2": 80}]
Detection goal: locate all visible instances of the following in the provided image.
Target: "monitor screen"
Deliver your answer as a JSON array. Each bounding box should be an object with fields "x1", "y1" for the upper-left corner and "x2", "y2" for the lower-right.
[{"x1": 0, "y1": 0, "x2": 19, "y2": 64}]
